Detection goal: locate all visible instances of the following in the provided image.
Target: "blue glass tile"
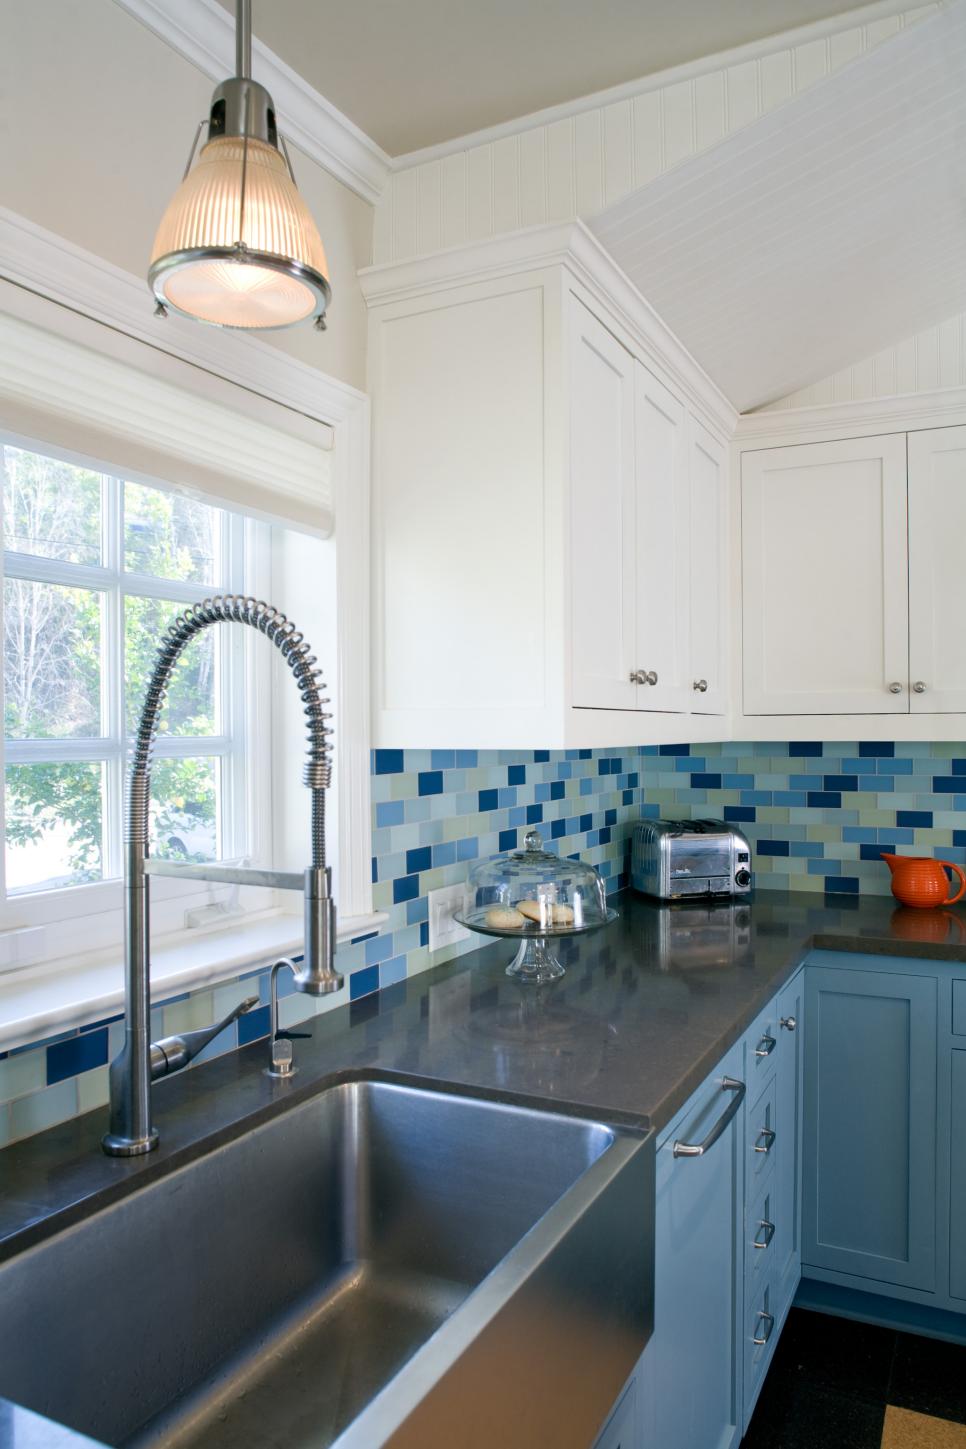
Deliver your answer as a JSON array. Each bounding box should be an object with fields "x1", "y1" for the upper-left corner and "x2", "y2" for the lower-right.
[
  {"x1": 551, "y1": 818, "x2": 566, "y2": 839},
  {"x1": 534, "y1": 750, "x2": 550, "y2": 763},
  {"x1": 498, "y1": 787, "x2": 517, "y2": 809},
  {"x1": 627, "y1": 773, "x2": 639, "y2": 788},
  {"x1": 350, "y1": 965, "x2": 379, "y2": 1001},
  {"x1": 955, "y1": 831, "x2": 966, "y2": 848},
  {"x1": 526, "y1": 804, "x2": 543, "y2": 824},
  {"x1": 789, "y1": 775, "x2": 816, "y2": 790},
  {"x1": 508, "y1": 764, "x2": 526, "y2": 786},
  {"x1": 430, "y1": 750, "x2": 455, "y2": 771},
  {"x1": 406, "y1": 846, "x2": 432, "y2": 875},
  {"x1": 376, "y1": 800, "x2": 405, "y2": 829},
  {"x1": 535, "y1": 783, "x2": 551, "y2": 803},
  {"x1": 598, "y1": 758, "x2": 610, "y2": 775},
  {"x1": 579, "y1": 777, "x2": 594, "y2": 796},
  {"x1": 578, "y1": 749, "x2": 592, "y2": 759},
  {"x1": 419, "y1": 921, "x2": 429, "y2": 948},
  {"x1": 758, "y1": 840, "x2": 790, "y2": 857},
  {"x1": 508, "y1": 806, "x2": 527, "y2": 827},
  {"x1": 810, "y1": 857, "x2": 838, "y2": 875},
  {"x1": 580, "y1": 813, "x2": 593, "y2": 832},
  {"x1": 859, "y1": 742, "x2": 894, "y2": 757},
  {"x1": 677, "y1": 756, "x2": 701, "y2": 772},
  {"x1": 557, "y1": 762, "x2": 572, "y2": 779},
  {"x1": 724, "y1": 805, "x2": 756, "y2": 822},
  {"x1": 888, "y1": 758, "x2": 913, "y2": 774},
  {"x1": 418, "y1": 771, "x2": 443, "y2": 796},
  {"x1": 456, "y1": 837, "x2": 479, "y2": 862},
  {"x1": 407, "y1": 896, "x2": 429, "y2": 925},
  {"x1": 550, "y1": 781, "x2": 565, "y2": 800},
  {"x1": 790, "y1": 841, "x2": 824, "y2": 858},
  {"x1": 499, "y1": 829, "x2": 518, "y2": 852},
  {"x1": 623, "y1": 789, "x2": 634, "y2": 805},
  {"x1": 455, "y1": 750, "x2": 478, "y2": 768},
  {"x1": 659, "y1": 744, "x2": 691, "y2": 756},
  {"x1": 953, "y1": 760, "x2": 966, "y2": 775},
  {"x1": 433, "y1": 841, "x2": 456, "y2": 868},
  {"x1": 877, "y1": 827, "x2": 914, "y2": 845},
  {"x1": 374, "y1": 749, "x2": 405, "y2": 775},
  {"x1": 692, "y1": 773, "x2": 722, "y2": 789},
  {"x1": 897, "y1": 810, "x2": 933, "y2": 828},
  {"x1": 599, "y1": 827, "x2": 611, "y2": 845},
  {"x1": 723, "y1": 774, "x2": 754, "y2": 789},
  {"x1": 807, "y1": 791, "x2": 841, "y2": 808},
  {"x1": 47, "y1": 1029, "x2": 108, "y2": 1085},
  {"x1": 825, "y1": 877, "x2": 859, "y2": 894},
  {"x1": 371, "y1": 857, "x2": 378, "y2": 884},
  {"x1": 605, "y1": 809, "x2": 617, "y2": 826},
  {"x1": 842, "y1": 827, "x2": 870, "y2": 842},
  {"x1": 393, "y1": 874, "x2": 419, "y2": 904},
  {"x1": 933, "y1": 777, "x2": 960, "y2": 793},
  {"x1": 238, "y1": 1005, "x2": 271, "y2": 1046},
  {"x1": 788, "y1": 742, "x2": 824, "y2": 756},
  {"x1": 741, "y1": 791, "x2": 773, "y2": 806},
  {"x1": 478, "y1": 788, "x2": 498, "y2": 812},
  {"x1": 873, "y1": 776, "x2": 895, "y2": 792},
  {"x1": 860, "y1": 843, "x2": 886, "y2": 861},
  {"x1": 824, "y1": 775, "x2": 858, "y2": 792},
  {"x1": 773, "y1": 791, "x2": 807, "y2": 807},
  {"x1": 365, "y1": 934, "x2": 392, "y2": 966},
  {"x1": 380, "y1": 955, "x2": 407, "y2": 989}
]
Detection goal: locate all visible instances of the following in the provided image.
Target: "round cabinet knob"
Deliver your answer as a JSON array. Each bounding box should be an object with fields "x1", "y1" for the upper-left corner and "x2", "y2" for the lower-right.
[
  {"x1": 780, "y1": 1015, "x2": 797, "y2": 1032},
  {"x1": 644, "y1": 670, "x2": 658, "y2": 686},
  {"x1": 888, "y1": 682, "x2": 903, "y2": 694},
  {"x1": 693, "y1": 679, "x2": 708, "y2": 693},
  {"x1": 913, "y1": 681, "x2": 927, "y2": 694},
  {"x1": 735, "y1": 869, "x2": 751, "y2": 887}
]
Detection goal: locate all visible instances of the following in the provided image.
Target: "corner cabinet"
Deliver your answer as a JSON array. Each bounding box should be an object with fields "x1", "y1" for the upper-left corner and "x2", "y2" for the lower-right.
[
  {"x1": 739, "y1": 424, "x2": 966, "y2": 726},
  {"x1": 362, "y1": 225, "x2": 735, "y2": 750}
]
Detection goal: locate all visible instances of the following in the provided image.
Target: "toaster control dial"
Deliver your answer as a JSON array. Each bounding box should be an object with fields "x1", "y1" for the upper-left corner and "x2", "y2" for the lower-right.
[{"x1": 735, "y1": 868, "x2": 751, "y2": 888}]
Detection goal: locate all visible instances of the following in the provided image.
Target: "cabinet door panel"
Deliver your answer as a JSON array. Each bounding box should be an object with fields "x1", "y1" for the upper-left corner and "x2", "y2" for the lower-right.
[
  {"x1": 909, "y1": 426, "x2": 966, "y2": 713},
  {"x1": 803, "y1": 967, "x2": 937, "y2": 1290},
  {"x1": 570, "y1": 300, "x2": 637, "y2": 710},
  {"x1": 690, "y1": 420, "x2": 728, "y2": 714},
  {"x1": 775, "y1": 974, "x2": 804, "y2": 1310},
  {"x1": 635, "y1": 363, "x2": 689, "y2": 712},
  {"x1": 950, "y1": 1051, "x2": 966, "y2": 1300},
  {"x1": 644, "y1": 1049, "x2": 742, "y2": 1449},
  {"x1": 741, "y1": 436, "x2": 909, "y2": 714}
]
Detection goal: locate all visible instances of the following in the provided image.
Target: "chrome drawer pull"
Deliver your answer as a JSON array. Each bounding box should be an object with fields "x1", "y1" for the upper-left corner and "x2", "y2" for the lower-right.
[
  {"x1": 754, "y1": 1127, "x2": 776, "y2": 1155},
  {"x1": 754, "y1": 1219, "x2": 775, "y2": 1250},
  {"x1": 753, "y1": 1310, "x2": 775, "y2": 1347},
  {"x1": 673, "y1": 1077, "x2": 746, "y2": 1158},
  {"x1": 755, "y1": 1034, "x2": 776, "y2": 1058}
]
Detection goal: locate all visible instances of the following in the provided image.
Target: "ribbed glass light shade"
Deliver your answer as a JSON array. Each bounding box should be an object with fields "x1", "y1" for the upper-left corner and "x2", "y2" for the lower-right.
[{"x1": 149, "y1": 136, "x2": 330, "y2": 329}]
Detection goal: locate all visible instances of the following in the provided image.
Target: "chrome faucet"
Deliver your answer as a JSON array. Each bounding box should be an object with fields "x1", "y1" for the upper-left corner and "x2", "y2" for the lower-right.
[{"x1": 103, "y1": 596, "x2": 343, "y2": 1157}]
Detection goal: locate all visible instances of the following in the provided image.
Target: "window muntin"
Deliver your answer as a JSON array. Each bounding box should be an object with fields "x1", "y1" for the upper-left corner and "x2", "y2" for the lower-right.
[{"x1": 2, "y1": 440, "x2": 246, "y2": 898}]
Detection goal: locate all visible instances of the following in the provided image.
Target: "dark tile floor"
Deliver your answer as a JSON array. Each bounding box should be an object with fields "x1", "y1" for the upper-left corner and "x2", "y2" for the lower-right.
[{"x1": 741, "y1": 1308, "x2": 966, "y2": 1448}]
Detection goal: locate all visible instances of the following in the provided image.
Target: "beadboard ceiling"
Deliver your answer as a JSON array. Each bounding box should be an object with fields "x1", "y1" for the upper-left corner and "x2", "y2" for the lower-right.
[
  {"x1": 591, "y1": 1, "x2": 966, "y2": 412},
  {"x1": 216, "y1": 0, "x2": 870, "y2": 155}
]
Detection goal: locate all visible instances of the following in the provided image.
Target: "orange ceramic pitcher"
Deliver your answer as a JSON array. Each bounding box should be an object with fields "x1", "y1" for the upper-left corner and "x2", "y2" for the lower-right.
[{"x1": 881, "y1": 852, "x2": 966, "y2": 909}]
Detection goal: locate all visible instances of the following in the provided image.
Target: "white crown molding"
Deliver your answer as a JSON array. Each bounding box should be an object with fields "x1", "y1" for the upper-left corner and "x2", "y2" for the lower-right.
[
  {"x1": 0, "y1": 204, "x2": 375, "y2": 921},
  {"x1": 736, "y1": 385, "x2": 966, "y2": 447},
  {"x1": 389, "y1": 0, "x2": 932, "y2": 169},
  {"x1": 359, "y1": 219, "x2": 739, "y2": 438},
  {"x1": 112, "y1": 0, "x2": 391, "y2": 205}
]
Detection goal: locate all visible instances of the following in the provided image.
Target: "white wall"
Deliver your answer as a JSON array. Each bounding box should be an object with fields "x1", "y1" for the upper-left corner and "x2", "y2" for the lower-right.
[
  {"x1": 371, "y1": 3, "x2": 939, "y2": 268},
  {"x1": 762, "y1": 310, "x2": 966, "y2": 409},
  {"x1": 0, "y1": 0, "x2": 372, "y2": 392}
]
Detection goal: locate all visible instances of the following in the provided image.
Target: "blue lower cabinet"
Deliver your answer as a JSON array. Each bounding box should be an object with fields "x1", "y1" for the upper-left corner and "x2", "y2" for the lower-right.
[
  {"x1": 775, "y1": 970, "x2": 804, "y2": 1309},
  {"x1": 949, "y1": 1050, "x2": 966, "y2": 1302},
  {"x1": 640, "y1": 1043, "x2": 745, "y2": 1449},
  {"x1": 803, "y1": 961, "x2": 937, "y2": 1293}
]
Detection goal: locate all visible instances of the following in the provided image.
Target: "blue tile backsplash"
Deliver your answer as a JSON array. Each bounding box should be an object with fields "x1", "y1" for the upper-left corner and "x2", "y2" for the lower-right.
[{"x1": 2, "y1": 738, "x2": 965, "y2": 1148}]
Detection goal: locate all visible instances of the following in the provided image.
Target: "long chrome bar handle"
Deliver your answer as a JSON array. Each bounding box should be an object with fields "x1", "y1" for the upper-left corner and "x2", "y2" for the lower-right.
[
  {"x1": 673, "y1": 1077, "x2": 746, "y2": 1158},
  {"x1": 150, "y1": 995, "x2": 258, "y2": 1079}
]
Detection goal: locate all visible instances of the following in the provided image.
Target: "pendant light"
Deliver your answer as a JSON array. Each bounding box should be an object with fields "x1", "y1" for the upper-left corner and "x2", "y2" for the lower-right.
[{"x1": 148, "y1": 0, "x2": 331, "y2": 332}]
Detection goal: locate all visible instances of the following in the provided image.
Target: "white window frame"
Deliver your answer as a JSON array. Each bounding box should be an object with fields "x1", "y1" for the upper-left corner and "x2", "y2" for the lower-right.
[
  {"x1": 0, "y1": 209, "x2": 379, "y2": 1017},
  {"x1": 0, "y1": 430, "x2": 276, "y2": 944}
]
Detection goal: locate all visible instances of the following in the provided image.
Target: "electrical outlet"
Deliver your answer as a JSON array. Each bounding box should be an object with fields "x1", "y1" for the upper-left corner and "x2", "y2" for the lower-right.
[{"x1": 427, "y1": 883, "x2": 471, "y2": 953}]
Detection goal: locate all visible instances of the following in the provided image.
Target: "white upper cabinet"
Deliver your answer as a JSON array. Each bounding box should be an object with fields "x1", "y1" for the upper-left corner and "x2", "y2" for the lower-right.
[
  {"x1": 570, "y1": 303, "x2": 637, "y2": 711},
  {"x1": 362, "y1": 227, "x2": 735, "y2": 749},
  {"x1": 634, "y1": 361, "x2": 691, "y2": 714},
  {"x1": 689, "y1": 421, "x2": 727, "y2": 716},
  {"x1": 741, "y1": 435, "x2": 909, "y2": 715},
  {"x1": 908, "y1": 426, "x2": 966, "y2": 714}
]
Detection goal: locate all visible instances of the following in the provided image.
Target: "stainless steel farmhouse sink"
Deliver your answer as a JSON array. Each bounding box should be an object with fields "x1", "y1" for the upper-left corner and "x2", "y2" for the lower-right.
[{"x1": 0, "y1": 1077, "x2": 653, "y2": 1449}]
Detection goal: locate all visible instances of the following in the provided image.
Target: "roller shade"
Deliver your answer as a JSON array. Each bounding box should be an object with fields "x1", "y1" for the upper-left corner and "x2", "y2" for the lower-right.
[{"x1": 0, "y1": 308, "x2": 334, "y2": 536}]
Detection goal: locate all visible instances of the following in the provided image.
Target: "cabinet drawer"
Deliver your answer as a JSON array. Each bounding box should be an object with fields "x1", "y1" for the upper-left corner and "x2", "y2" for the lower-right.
[
  {"x1": 746, "y1": 1176, "x2": 779, "y2": 1288},
  {"x1": 746, "y1": 1005, "x2": 780, "y2": 1089},
  {"x1": 747, "y1": 1074, "x2": 778, "y2": 1189},
  {"x1": 744, "y1": 1271, "x2": 779, "y2": 1418},
  {"x1": 952, "y1": 981, "x2": 966, "y2": 1037}
]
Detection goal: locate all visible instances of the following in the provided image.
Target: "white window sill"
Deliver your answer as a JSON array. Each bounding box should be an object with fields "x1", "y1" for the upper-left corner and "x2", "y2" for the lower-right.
[{"x1": 0, "y1": 907, "x2": 388, "y2": 1055}]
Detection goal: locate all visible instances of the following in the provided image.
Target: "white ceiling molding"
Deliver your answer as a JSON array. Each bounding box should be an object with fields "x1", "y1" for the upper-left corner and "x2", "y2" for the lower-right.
[
  {"x1": 735, "y1": 385, "x2": 966, "y2": 445},
  {"x1": 112, "y1": 0, "x2": 391, "y2": 205},
  {"x1": 359, "y1": 219, "x2": 738, "y2": 440},
  {"x1": 590, "y1": 1, "x2": 966, "y2": 412},
  {"x1": 389, "y1": 0, "x2": 937, "y2": 169}
]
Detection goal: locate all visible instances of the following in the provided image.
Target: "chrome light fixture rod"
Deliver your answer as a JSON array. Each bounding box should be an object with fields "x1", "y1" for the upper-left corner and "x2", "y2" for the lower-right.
[
  {"x1": 235, "y1": 0, "x2": 252, "y2": 79},
  {"x1": 103, "y1": 596, "x2": 341, "y2": 1158}
]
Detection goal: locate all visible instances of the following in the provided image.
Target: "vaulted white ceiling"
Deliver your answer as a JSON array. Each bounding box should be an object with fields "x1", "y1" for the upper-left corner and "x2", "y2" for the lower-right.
[{"x1": 591, "y1": 1, "x2": 966, "y2": 412}]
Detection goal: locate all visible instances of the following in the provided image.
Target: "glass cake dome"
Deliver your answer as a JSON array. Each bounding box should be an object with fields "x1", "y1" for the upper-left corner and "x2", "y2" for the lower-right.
[{"x1": 455, "y1": 828, "x2": 617, "y2": 983}]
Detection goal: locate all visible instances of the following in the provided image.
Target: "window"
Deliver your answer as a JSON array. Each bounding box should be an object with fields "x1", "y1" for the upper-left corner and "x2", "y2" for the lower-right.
[{"x1": 1, "y1": 439, "x2": 254, "y2": 902}]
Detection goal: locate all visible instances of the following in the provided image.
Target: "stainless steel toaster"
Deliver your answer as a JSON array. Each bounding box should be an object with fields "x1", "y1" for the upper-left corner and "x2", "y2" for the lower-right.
[{"x1": 631, "y1": 818, "x2": 752, "y2": 900}]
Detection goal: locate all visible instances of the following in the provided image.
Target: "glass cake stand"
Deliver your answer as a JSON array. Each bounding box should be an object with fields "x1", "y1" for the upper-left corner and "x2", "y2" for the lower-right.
[{"x1": 455, "y1": 828, "x2": 618, "y2": 984}]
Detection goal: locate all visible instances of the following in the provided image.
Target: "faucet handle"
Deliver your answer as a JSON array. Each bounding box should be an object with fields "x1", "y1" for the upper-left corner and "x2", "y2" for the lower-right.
[{"x1": 150, "y1": 995, "x2": 259, "y2": 1080}]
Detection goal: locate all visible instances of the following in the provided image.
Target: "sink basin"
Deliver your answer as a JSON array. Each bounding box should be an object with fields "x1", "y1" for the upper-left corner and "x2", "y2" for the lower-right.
[{"x1": 0, "y1": 1076, "x2": 653, "y2": 1449}]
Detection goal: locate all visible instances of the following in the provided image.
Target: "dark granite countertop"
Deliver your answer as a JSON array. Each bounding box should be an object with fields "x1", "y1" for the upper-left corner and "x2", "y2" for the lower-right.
[
  {"x1": 3, "y1": 887, "x2": 966, "y2": 1271},
  {"x1": 3, "y1": 887, "x2": 966, "y2": 1448}
]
